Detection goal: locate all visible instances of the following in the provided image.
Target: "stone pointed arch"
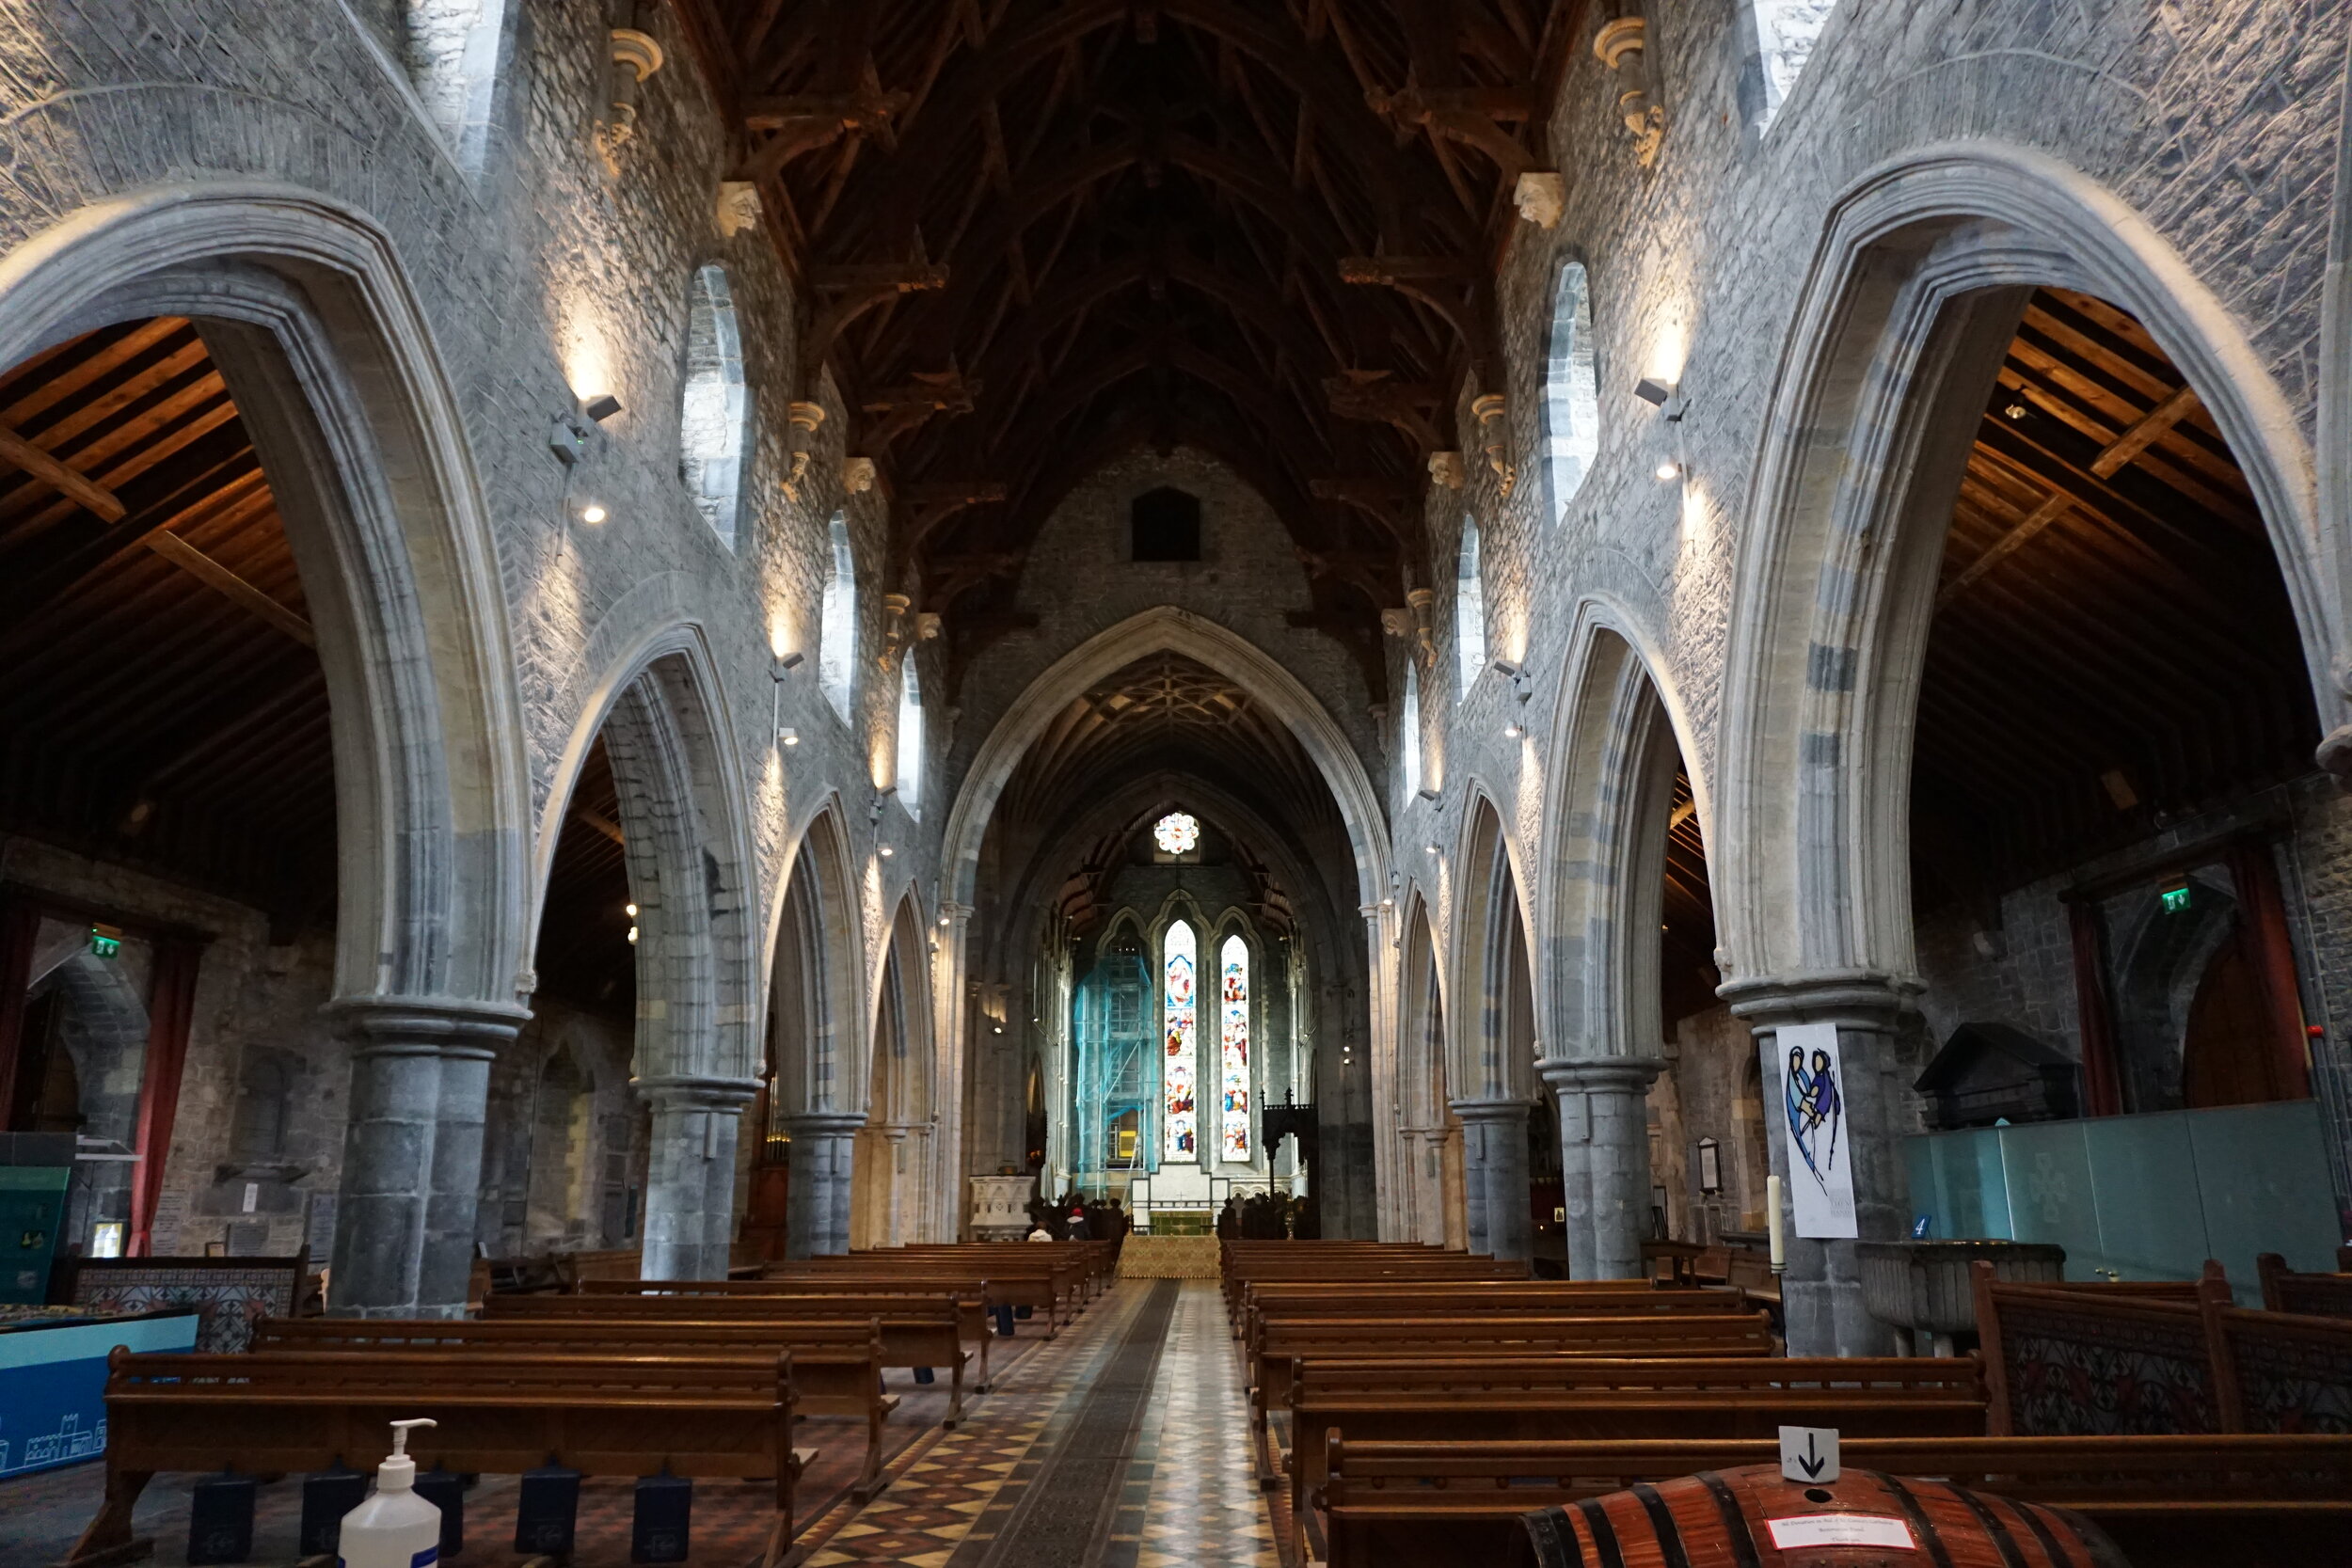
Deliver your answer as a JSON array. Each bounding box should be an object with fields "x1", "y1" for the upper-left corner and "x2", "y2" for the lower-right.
[
  {"x1": 1717, "y1": 141, "x2": 2336, "y2": 990},
  {"x1": 764, "y1": 800, "x2": 867, "y2": 1258},
  {"x1": 1393, "y1": 891, "x2": 1459, "y2": 1247},
  {"x1": 855, "y1": 892, "x2": 941, "y2": 1246},
  {"x1": 1534, "y1": 603, "x2": 1700, "y2": 1278},
  {"x1": 936, "y1": 605, "x2": 1394, "y2": 1232},
  {"x1": 0, "y1": 182, "x2": 533, "y2": 1313},
  {"x1": 1446, "y1": 788, "x2": 1537, "y2": 1259},
  {"x1": 533, "y1": 620, "x2": 760, "y2": 1280}
]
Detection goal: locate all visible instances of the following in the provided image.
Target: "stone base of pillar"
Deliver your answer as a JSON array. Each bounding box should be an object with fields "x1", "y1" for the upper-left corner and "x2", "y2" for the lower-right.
[
  {"x1": 638, "y1": 1074, "x2": 760, "y2": 1280},
  {"x1": 1449, "y1": 1097, "x2": 1533, "y2": 1260},
  {"x1": 1724, "y1": 971, "x2": 1917, "y2": 1357},
  {"x1": 1537, "y1": 1056, "x2": 1661, "y2": 1280},
  {"x1": 784, "y1": 1110, "x2": 866, "y2": 1258},
  {"x1": 326, "y1": 995, "x2": 530, "y2": 1318}
]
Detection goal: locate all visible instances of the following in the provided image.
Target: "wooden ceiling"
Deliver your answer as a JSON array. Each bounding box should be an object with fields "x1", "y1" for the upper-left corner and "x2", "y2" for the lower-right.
[
  {"x1": 0, "y1": 318, "x2": 336, "y2": 931},
  {"x1": 532, "y1": 737, "x2": 638, "y2": 1019},
  {"x1": 1661, "y1": 765, "x2": 1717, "y2": 1027},
  {"x1": 673, "y1": 0, "x2": 1583, "y2": 666},
  {"x1": 1911, "y1": 288, "x2": 2317, "y2": 912}
]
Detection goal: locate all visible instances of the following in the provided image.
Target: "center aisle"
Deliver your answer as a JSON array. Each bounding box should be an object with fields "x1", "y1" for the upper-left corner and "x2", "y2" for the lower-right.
[{"x1": 803, "y1": 1278, "x2": 1278, "y2": 1568}]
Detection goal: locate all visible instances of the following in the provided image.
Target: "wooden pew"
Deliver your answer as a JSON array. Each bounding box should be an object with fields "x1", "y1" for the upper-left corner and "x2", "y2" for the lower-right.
[
  {"x1": 1222, "y1": 1259, "x2": 1535, "y2": 1327},
  {"x1": 870, "y1": 1242, "x2": 1120, "y2": 1299},
  {"x1": 1319, "y1": 1433, "x2": 2352, "y2": 1568},
  {"x1": 256, "y1": 1313, "x2": 903, "y2": 1497},
  {"x1": 2256, "y1": 1251, "x2": 2352, "y2": 1318},
  {"x1": 580, "y1": 1280, "x2": 1003, "y2": 1388},
  {"x1": 1252, "y1": 1311, "x2": 1777, "y2": 1426},
  {"x1": 569, "y1": 1279, "x2": 982, "y2": 1405},
  {"x1": 1283, "y1": 1354, "x2": 1988, "y2": 1555},
  {"x1": 65, "y1": 1348, "x2": 806, "y2": 1568},
  {"x1": 764, "y1": 1258, "x2": 1082, "y2": 1336},
  {"x1": 1975, "y1": 1259, "x2": 2352, "y2": 1435},
  {"x1": 1238, "y1": 1281, "x2": 1747, "y2": 1363}
]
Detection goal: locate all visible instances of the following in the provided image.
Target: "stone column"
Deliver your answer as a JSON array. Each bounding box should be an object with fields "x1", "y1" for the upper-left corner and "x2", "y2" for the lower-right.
[
  {"x1": 638, "y1": 1074, "x2": 758, "y2": 1279},
  {"x1": 1539, "y1": 1057, "x2": 1661, "y2": 1280},
  {"x1": 1721, "y1": 974, "x2": 1912, "y2": 1356},
  {"x1": 881, "y1": 1125, "x2": 912, "y2": 1245},
  {"x1": 1451, "y1": 1097, "x2": 1532, "y2": 1259},
  {"x1": 784, "y1": 1110, "x2": 865, "y2": 1257},
  {"x1": 328, "y1": 996, "x2": 529, "y2": 1318}
]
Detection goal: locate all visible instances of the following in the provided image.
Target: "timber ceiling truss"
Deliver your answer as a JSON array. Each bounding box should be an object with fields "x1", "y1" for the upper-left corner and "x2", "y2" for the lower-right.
[{"x1": 670, "y1": 0, "x2": 1586, "y2": 680}]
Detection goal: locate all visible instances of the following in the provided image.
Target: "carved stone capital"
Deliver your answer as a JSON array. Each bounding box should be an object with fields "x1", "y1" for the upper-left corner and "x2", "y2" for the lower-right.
[
  {"x1": 1594, "y1": 17, "x2": 1646, "y2": 71},
  {"x1": 610, "y1": 27, "x2": 665, "y2": 83}
]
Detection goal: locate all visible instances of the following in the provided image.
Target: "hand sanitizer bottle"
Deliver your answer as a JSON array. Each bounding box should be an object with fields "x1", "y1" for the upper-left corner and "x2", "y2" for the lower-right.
[{"x1": 336, "y1": 1419, "x2": 443, "y2": 1568}]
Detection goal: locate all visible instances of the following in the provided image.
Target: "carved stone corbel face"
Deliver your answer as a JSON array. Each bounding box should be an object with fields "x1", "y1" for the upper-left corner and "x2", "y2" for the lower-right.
[
  {"x1": 715, "y1": 181, "x2": 761, "y2": 239},
  {"x1": 843, "y1": 456, "x2": 878, "y2": 495},
  {"x1": 1428, "y1": 451, "x2": 1466, "y2": 489},
  {"x1": 1513, "y1": 171, "x2": 1565, "y2": 230},
  {"x1": 1470, "y1": 393, "x2": 1517, "y2": 499}
]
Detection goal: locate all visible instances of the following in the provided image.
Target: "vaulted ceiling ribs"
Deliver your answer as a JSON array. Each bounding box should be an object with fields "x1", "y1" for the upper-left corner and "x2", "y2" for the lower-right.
[{"x1": 677, "y1": 0, "x2": 1581, "y2": 657}]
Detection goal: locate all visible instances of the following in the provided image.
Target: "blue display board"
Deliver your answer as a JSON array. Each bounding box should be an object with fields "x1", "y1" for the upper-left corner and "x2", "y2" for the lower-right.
[{"x1": 0, "y1": 1312, "x2": 199, "y2": 1477}]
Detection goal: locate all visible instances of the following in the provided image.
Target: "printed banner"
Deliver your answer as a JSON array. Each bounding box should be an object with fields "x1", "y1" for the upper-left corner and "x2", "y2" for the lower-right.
[{"x1": 1767, "y1": 1021, "x2": 1857, "y2": 1239}]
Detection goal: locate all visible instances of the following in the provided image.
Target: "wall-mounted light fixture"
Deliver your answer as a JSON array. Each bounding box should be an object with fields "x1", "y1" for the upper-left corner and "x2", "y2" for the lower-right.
[
  {"x1": 879, "y1": 844, "x2": 896, "y2": 859},
  {"x1": 1655, "y1": 461, "x2": 1682, "y2": 482},
  {"x1": 778, "y1": 727, "x2": 800, "y2": 747},
  {"x1": 1423, "y1": 842, "x2": 1438, "y2": 856},
  {"x1": 580, "y1": 502, "x2": 608, "y2": 524},
  {"x1": 1503, "y1": 721, "x2": 1526, "y2": 739},
  {"x1": 583, "y1": 393, "x2": 624, "y2": 423},
  {"x1": 772, "y1": 651, "x2": 805, "y2": 674},
  {"x1": 1632, "y1": 377, "x2": 1687, "y2": 420},
  {"x1": 1416, "y1": 786, "x2": 1441, "y2": 802}
]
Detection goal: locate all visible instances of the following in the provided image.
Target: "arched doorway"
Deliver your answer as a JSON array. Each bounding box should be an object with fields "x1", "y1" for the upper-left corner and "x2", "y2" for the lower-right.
[
  {"x1": 1451, "y1": 798, "x2": 1538, "y2": 1260},
  {"x1": 761, "y1": 808, "x2": 865, "y2": 1258},
  {"x1": 854, "y1": 898, "x2": 937, "y2": 1247},
  {"x1": 1395, "y1": 896, "x2": 1461, "y2": 1247}
]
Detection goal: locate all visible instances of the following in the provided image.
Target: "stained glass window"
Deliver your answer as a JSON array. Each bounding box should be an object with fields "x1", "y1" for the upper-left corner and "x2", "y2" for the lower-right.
[
  {"x1": 1219, "y1": 933, "x2": 1250, "y2": 1160},
  {"x1": 1162, "y1": 921, "x2": 1198, "y2": 1162},
  {"x1": 1152, "y1": 811, "x2": 1200, "y2": 856}
]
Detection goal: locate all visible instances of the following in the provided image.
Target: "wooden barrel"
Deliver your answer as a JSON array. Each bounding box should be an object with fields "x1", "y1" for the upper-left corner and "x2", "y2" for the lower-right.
[{"x1": 1517, "y1": 1463, "x2": 2132, "y2": 1567}]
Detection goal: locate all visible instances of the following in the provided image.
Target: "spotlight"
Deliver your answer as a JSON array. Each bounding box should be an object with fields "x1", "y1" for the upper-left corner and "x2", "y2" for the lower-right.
[
  {"x1": 625, "y1": 903, "x2": 638, "y2": 918},
  {"x1": 1655, "y1": 461, "x2": 1681, "y2": 482},
  {"x1": 778, "y1": 727, "x2": 800, "y2": 747},
  {"x1": 939, "y1": 914, "x2": 951, "y2": 927},
  {"x1": 626, "y1": 926, "x2": 639, "y2": 945},
  {"x1": 580, "y1": 502, "x2": 608, "y2": 524},
  {"x1": 879, "y1": 844, "x2": 896, "y2": 858},
  {"x1": 1504, "y1": 721, "x2": 1526, "y2": 738},
  {"x1": 583, "y1": 393, "x2": 624, "y2": 423},
  {"x1": 1423, "y1": 843, "x2": 1438, "y2": 855},
  {"x1": 1633, "y1": 377, "x2": 1688, "y2": 421},
  {"x1": 1380, "y1": 896, "x2": 1394, "y2": 909},
  {"x1": 1416, "y1": 786, "x2": 1440, "y2": 802},
  {"x1": 772, "y1": 651, "x2": 805, "y2": 674}
]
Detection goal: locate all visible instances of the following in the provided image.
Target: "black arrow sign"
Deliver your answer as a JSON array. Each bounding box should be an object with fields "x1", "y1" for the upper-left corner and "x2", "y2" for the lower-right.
[{"x1": 1798, "y1": 1432, "x2": 1827, "y2": 1480}]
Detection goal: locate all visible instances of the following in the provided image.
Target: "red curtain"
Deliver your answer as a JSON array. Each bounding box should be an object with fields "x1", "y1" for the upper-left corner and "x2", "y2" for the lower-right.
[
  {"x1": 0, "y1": 898, "x2": 40, "y2": 1129},
  {"x1": 129, "y1": 938, "x2": 202, "y2": 1256},
  {"x1": 2067, "y1": 897, "x2": 2124, "y2": 1117},
  {"x1": 2225, "y1": 840, "x2": 2313, "y2": 1101}
]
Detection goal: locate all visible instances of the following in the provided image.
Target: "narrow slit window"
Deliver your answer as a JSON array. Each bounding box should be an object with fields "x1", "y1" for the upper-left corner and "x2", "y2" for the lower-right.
[
  {"x1": 819, "y1": 513, "x2": 857, "y2": 722},
  {"x1": 680, "y1": 264, "x2": 748, "y2": 548}
]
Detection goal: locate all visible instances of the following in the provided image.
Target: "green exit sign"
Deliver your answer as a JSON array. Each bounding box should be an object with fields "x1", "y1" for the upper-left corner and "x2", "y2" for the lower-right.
[
  {"x1": 2160, "y1": 884, "x2": 2193, "y2": 914},
  {"x1": 88, "y1": 924, "x2": 122, "y2": 958}
]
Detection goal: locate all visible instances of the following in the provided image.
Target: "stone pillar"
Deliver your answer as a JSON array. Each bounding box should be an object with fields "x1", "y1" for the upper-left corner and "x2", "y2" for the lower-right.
[
  {"x1": 328, "y1": 997, "x2": 529, "y2": 1318},
  {"x1": 784, "y1": 1110, "x2": 865, "y2": 1257},
  {"x1": 881, "y1": 1125, "x2": 911, "y2": 1246},
  {"x1": 1721, "y1": 974, "x2": 1912, "y2": 1356},
  {"x1": 1451, "y1": 1097, "x2": 1532, "y2": 1260},
  {"x1": 1404, "y1": 1126, "x2": 1449, "y2": 1244},
  {"x1": 1539, "y1": 1057, "x2": 1661, "y2": 1280},
  {"x1": 638, "y1": 1074, "x2": 758, "y2": 1280}
]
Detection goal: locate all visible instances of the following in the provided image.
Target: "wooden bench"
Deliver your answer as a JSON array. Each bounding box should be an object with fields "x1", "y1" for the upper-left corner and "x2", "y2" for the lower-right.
[
  {"x1": 764, "y1": 1259, "x2": 1079, "y2": 1336},
  {"x1": 2257, "y1": 1251, "x2": 2352, "y2": 1318},
  {"x1": 568, "y1": 1280, "x2": 981, "y2": 1406},
  {"x1": 1319, "y1": 1432, "x2": 2352, "y2": 1568},
  {"x1": 1252, "y1": 1311, "x2": 1778, "y2": 1427},
  {"x1": 581, "y1": 1280, "x2": 1004, "y2": 1388},
  {"x1": 255, "y1": 1313, "x2": 904, "y2": 1498},
  {"x1": 65, "y1": 1347, "x2": 807, "y2": 1568},
  {"x1": 1283, "y1": 1354, "x2": 1989, "y2": 1557},
  {"x1": 872, "y1": 1242, "x2": 1120, "y2": 1299},
  {"x1": 1238, "y1": 1281, "x2": 1748, "y2": 1360},
  {"x1": 1975, "y1": 1259, "x2": 2352, "y2": 1434}
]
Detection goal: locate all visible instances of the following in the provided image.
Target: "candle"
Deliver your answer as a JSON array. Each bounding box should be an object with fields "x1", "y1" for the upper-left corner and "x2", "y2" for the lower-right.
[{"x1": 1767, "y1": 1173, "x2": 1786, "y2": 1273}]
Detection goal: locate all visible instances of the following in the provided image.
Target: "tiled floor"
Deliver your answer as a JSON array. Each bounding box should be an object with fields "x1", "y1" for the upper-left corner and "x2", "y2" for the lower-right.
[
  {"x1": 1120, "y1": 1283, "x2": 1280, "y2": 1568},
  {"x1": 804, "y1": 1280, "x2": 1278, "y2": 1568},
  {"x1": 1, "y1": 1284, "x2": 1279, "y2": 1568}
]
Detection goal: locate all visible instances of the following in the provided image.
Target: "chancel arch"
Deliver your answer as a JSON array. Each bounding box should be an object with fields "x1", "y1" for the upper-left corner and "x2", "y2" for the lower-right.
[{"x1": 1718, "y1": 146, "x2": 2340, "y2": 1354}]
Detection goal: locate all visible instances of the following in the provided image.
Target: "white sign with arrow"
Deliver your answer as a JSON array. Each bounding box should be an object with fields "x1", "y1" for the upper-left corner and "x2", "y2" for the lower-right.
[{"x1": 1779, "y1": 1424, "x2": 1839, "y2": 1483}]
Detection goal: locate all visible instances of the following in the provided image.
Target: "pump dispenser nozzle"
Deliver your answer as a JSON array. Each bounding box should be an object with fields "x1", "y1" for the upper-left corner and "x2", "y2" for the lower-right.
[{"x1": 378, "y1": 1418, "x2": 437, "y2": 1491}]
